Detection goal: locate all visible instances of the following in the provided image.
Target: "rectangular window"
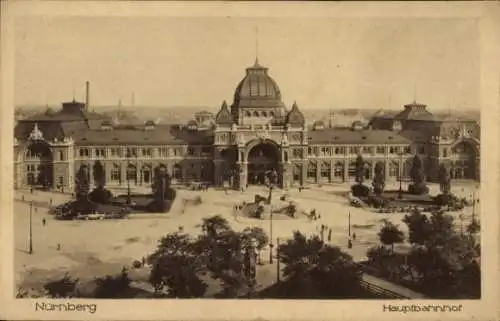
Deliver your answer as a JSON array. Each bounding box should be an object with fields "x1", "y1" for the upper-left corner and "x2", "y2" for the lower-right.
[
  {"x1": 349, "y1": 147, "x2": 359, "y2": 155},
  {"x1": 187, "y1": 147, "x2": 196, "y2": 156},
  {"x1": 307, "y1": 164, "x2": 317, "y2": 179},
  {"x1": 418, "y1": 146, "x2": 425, "y2": 154},
  {"x1": 335, "y1": 147, "x2": 344, "y2": 155},
  {"x1": 443, "y1": 148, "x2": 448, "y2": 158},
  {"x1": 348, "y1": 162, "x2": 356, "y2": 178},
  {"x1": 95, "y1": 148, "x2": 105, "y2": 158},
  {"x1": 79, "y1": 148, "x2": 89, "y2": 158},
  {"x1": 334, "y1": 164, "x2": 343, "y2": 178},
  {"x1": 142, "y1": 148, "x2": 152, "y2": 157},
  {"x1": 111, "y1": 167, "x2": 121, "y2": 181},
  {"x1": 201, "y1": 147, "x2": 211, "y2": 156},
  {"x1": 362, "y1": 147, "x2": 373, "y2": 154},
  {"x1": 126, "y1": 148, "x2": 137, "y2": 158},
  {"x1": 320, "y1": 163, "x2": 330, "y2": 178},
  {"x1": 376, "y1": 146, "x2": 385, "y2": 154},
  {"x1": 307, "y1": 147, "x2": 312, "y2": 156},
  {"x1": 404, "y1": 146, "x2": 412, "y2": 154},
  {"x1": 389, "y1": 146, "x2": 396, "y2": 154}
]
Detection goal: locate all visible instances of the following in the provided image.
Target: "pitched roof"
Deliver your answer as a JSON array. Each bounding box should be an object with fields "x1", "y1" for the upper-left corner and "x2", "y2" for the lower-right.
[
  {"x1": 72, "y1": 125, "x2": 214, "y2": 145},
  {"x1": 286, "y1": 102, "x2": 305, "y2": 126},
  {"x1": 398, "y1": 129, "x2": 433, "y2": 143},
  {"x1": 215, "y1": 101, "x2": 233, "y2": 125},
  {"x1": 307, "y1": 128, "x2": 413, "y2": 145},
  {"x1": 395, "y1": 102, "x2": 435, "y2": 121},
  {"x1": 14, "y1": 121, "x2": 66, "y2": 141}
]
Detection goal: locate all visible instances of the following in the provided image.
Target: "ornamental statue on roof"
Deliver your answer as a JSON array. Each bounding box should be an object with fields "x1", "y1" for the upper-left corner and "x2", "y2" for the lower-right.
[{"x1": 29, "y1": 123, "x2": 44, "y2": 141}]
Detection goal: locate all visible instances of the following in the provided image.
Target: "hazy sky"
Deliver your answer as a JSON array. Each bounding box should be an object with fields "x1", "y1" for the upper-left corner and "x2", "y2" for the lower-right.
[{"x1": 15, "y1": 16, "x2": 480, "y2": 110}]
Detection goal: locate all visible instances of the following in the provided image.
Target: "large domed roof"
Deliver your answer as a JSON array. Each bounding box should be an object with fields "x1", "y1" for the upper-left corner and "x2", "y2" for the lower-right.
[{"x1": 233, "y1": 59, "x2": 282, "y2": 105}]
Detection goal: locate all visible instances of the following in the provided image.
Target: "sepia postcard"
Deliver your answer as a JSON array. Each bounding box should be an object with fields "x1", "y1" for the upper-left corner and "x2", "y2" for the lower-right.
[{"x1": 1, "y1": 1, "x2": 499, "y2": 320}]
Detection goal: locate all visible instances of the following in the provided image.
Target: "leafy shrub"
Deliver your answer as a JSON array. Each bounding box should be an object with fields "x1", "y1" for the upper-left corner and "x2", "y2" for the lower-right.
[
  {"x1": 43, "y1": 274, "x2": 79, "y2": 298},
  {"x1": 408, "y1": 183, "x2": 429, "y2": 195},
  {"x1": 351, "y1": 184, "x2": 370, "y2": 198},
  {"x1": 434, "y1": 194, "x2": 465, "y2": 210},
  {"x1": 367, "y1": 196, "x2": 390, "y2": 209},
  {"x1": 88, "y1": 187, "x2": 113, "y2": 204},
  {"x1": 93, "y1": 268, "x2": 132, "y2": 298}
]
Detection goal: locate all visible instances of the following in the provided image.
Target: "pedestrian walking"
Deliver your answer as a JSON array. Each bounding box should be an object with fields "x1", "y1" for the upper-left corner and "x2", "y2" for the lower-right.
[
  {"x1": 42, "y1": 218, "x2": 46, "y2": 226},
  {"x1": 142, "y1": 256, "x2": 146, "y2": 266},
  {"x1": 21, "y1": 195, "x2": 25, "y2": 201},
  {"x1": 352, "y1": 232, "x2": 357, "y2": 241},
  {"x1": 56, "y1": 243, "x2": 61, "y2": 251},
  {"x1": 327, "y1": 229, "x2": 332, "y2": 242}
]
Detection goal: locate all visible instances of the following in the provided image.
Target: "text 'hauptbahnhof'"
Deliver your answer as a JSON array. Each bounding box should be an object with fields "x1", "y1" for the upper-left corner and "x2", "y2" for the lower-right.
[{"x1": 14, "y1": 59, "x2": 480, "y2": 191}]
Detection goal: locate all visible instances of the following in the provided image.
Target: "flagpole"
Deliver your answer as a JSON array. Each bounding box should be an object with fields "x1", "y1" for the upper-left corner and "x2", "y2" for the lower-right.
[
  {"x1": 28, "y1": 201, "x2": 33, "y2": 254},
  {"x1": 348, "y1": 211, "x2": 351, "y2": 237}
]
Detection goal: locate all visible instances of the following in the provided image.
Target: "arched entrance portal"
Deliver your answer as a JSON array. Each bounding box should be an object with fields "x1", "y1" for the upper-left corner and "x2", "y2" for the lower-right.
[
  {"x1": 247, "y1": 142, "x2": 280, "y2": 185},
  {"x1": 24, "y1": 141, "x2": 53, "y2": 188}
]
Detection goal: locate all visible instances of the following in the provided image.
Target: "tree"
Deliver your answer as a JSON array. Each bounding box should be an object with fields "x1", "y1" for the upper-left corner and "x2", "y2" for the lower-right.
[
  {"x1": 409, "y1": 155, "x2": 428, "y2": 194},
  {"x1": 466, "y1": 218, "x2": 480, "y2": 236},
  {"x1": 43, "y1": 273, "x2": 79, "y2": 298},
  {"x1": 408, "y1": 234, "x2": 479, "y2": 297},
  {"x1": 148, "y1": 218, "x2": 266, "y2": 298},
  {"x1": 201, "y1": 215, "x2": 231, "y2": 237},
  {"x1": 428, "y1": 210, "x2": 454, "y2": 246},
  {"x1": 75, "y1": 164, "x2": 90, "y2": 199},
  {"x1": 93, "y1": 160, "x2": 106, "y2": 188},
  {"x1": 438, "y1": 163, "x2": 451, "y2": 195},
  {"x1": 241, "y1": 226, "x2": 269, "y2": 251},
  {"x1": 402, "y1": 209, "x2": 433, "y2": 245},
  {"x1": 277, "y1": 231, "x2": 363, "y2": 298},
  {"x1": 372, "y1": 161, "x2": 386, "y2": 196},
  {"x1": 377, "y1": 220, "x2": 405, "y2": 252},
  {"x1": 355, "y1": 155, "x2": 365, "y2": 184},
  {"x1": 147, "y1": 233, "x2": 208, "y2": 297},
  {"x1": 88, "y1": 160, "x2": 113, "y2": 204},
  {"x1": 93, "y1": 267, "x2": 132, "y2": 298},
  {"x1": 150, "y1": 166, "x2": 175, "y2": 212}
]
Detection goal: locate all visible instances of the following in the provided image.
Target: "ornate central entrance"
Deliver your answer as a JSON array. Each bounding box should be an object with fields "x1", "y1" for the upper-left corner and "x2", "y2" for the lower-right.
[
  {"x1": 24, "y1": 141, "x2": 53, "y2": 188},
  {"x1": 247, "y1": 142, "x2": 280, "y2": 185}
]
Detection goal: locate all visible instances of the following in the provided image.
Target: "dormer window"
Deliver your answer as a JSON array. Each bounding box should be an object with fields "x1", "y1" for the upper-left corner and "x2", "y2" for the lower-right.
[{"x1": 145, "y1": 120, "x2": 156, "y2": 131}]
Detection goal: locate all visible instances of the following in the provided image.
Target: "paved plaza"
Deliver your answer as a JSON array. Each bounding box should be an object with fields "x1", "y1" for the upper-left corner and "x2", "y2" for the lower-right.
[{"x1": 14, "y1": 182, "x2": 479, "y2": 293}]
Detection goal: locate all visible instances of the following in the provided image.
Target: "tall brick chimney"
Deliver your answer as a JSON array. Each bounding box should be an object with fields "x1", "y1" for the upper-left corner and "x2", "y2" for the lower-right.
[{"x1": 85, "y1": 81, "x2": 90, "y2": 110}]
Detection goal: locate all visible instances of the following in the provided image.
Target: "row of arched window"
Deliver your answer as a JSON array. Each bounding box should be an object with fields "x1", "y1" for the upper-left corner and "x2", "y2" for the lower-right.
[{"x1": 244, "y1": 110, "x2": 275, "y2": 118}]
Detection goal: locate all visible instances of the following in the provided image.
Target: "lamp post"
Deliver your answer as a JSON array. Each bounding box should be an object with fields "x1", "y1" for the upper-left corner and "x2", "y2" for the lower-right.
[
  {"x1": 348, "y1": 211, "x2": 351, "y2": 237},
  {"x1": 28, "y1": 201, "x2": 33, "y2": 254},
  {"x1": 126, "y1": 149, "x2": 136, "y2": 205},
  {"x1": 269, "y1": 205, "x2": 274, "y2": 264},
  {"x1": 276, "y1": 237, "x2": 280, "y2": 283},
  {"x1": 268, "y1": 169, "x2": 278, "y2": 264}
]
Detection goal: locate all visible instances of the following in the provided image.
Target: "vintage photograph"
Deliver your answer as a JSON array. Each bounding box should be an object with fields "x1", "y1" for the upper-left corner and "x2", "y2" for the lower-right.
[{"x1": 12, "y1": 12, "x2": 483, "y2": 301}]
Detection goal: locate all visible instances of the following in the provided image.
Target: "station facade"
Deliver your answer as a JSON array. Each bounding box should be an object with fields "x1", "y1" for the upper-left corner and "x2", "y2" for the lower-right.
[{"x1": 14, "y1": 59, "x2": 480, "y2": 191}]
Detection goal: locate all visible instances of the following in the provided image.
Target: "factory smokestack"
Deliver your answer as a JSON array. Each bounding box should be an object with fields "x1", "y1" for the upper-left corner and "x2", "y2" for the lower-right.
[{"x1": 85, "y1": 81, "x2": 90, "y2": 110}]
